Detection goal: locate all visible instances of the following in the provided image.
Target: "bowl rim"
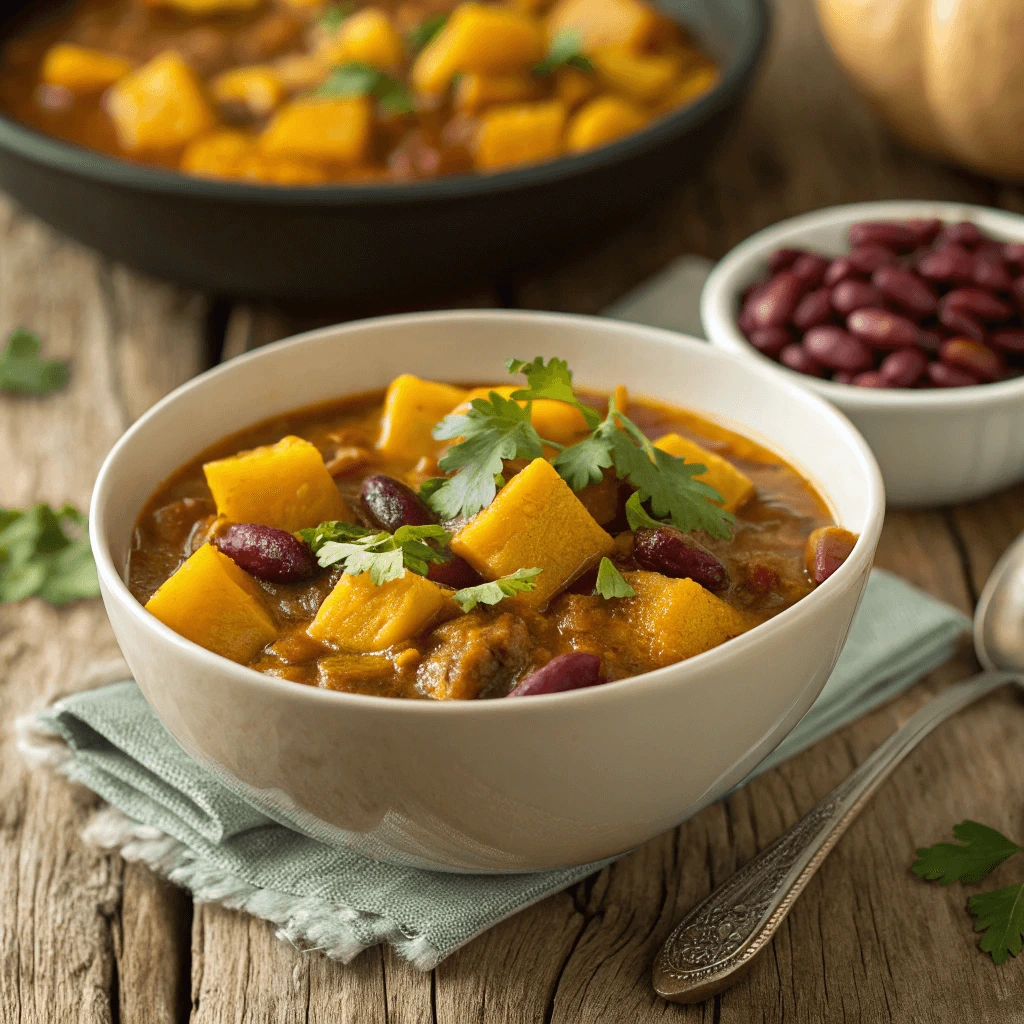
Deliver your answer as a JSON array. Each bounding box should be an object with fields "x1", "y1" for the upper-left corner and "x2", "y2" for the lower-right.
[
  {"x1": 90, "y1": 307, "x2": 885, "y2": 715},
  {"x1": 0, "y1": 0, "x2": 768, "y2": 206},
  {"x1": 701, "y1": 199, "x2": 1024, "y2": 410}
]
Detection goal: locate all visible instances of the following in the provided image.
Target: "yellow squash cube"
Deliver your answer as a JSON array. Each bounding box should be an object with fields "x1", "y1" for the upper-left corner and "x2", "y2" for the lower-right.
[
  {"x1": 107, "y1": 52, "x2": 217, "y2": 153},
  {"x1": 180, "y1": 130, "x2": 253, "y2": 178},
  {"x1": 547, "y1": 0, "x2": 659, "y2": 50},
  {"x1": 203, "y1": 435, "x2": 350, "y2": 533},
  {"x1": 623, "y1": 570, "x2": 752, "y2": 665},
  {"x1": 145, "y1": 543, "x2": 278, "y2": 664},
  {"x1": 659, "y1": 64, "x2": 719, "y2": 113},
  {"x1": 212, "y1": 66, "x2": 285, "y2": 116},
  {"x1": 590, "y1": 46, "x2": 681, "y2": 102},
  {"x1": 475, "y1": 100, "x2": 567, "y2": 171},
  {"x1": 455, "y1": 73, "x2": 540, "y2": 114},
  {"x1": 308, "y1": 570, "x2": 458, "y2": 652},
  {"x1": 654, "y1": 433, "x2": 755, "y2": 513},
  {"x1": 143, "y1": 0, "x2": 262, "y2": 11},
  {"x1": 554, "y1": 67, "x2": 599, "y2": 109},
  {"x1": 377, "y1": 374, "x2": 469, "y2": 460},
  {"x1": 322, "y1": 8, "x2": 405, "y2": 69},
  {"x1": 41, "y1": 44, "x2": 132, "y2": 94},
  {"x1": 260, "y1": 97, "x2": 371, "y2": 165},
  {"x1": 412, "y1": 3, "x2": 544, "y2": 94},
  {"x1": 459, "y1": 385, "x2": 590, "y2": 446},
  {"x1": 451, "y1": 457, "x2": 613, "y2": 609},
  {"x1": 567, "y1": 94, "x2": 647, "y2": 152}
]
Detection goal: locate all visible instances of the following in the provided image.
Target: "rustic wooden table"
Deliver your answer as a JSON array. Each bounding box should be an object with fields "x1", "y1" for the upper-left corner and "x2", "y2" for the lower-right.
[{"x1": 2, "y1": 0, "x2": 1024, "y2": 1020}]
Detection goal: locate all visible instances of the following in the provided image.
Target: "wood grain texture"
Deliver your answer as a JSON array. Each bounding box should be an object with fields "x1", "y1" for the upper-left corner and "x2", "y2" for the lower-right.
[{"x1": 0, "y1": 201, "x2": 207, "y2": 1024}]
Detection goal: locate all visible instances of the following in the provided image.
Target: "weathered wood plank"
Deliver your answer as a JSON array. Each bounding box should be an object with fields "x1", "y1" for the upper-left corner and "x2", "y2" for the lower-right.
[{"x1": 0, "y1": 202, "x2": 207, "y2": 1024}]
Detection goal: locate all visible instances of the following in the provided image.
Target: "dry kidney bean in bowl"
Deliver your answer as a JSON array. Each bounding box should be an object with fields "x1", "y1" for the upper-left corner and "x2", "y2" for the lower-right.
[{"x1": 701, "y1": 201, "x2": 1024, "y2": 507}]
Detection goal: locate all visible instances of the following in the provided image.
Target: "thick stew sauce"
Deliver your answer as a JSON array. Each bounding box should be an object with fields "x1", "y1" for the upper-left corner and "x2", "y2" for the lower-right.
[{"x1": 129, "y1": 365, "x2": 857, "y2": 699}]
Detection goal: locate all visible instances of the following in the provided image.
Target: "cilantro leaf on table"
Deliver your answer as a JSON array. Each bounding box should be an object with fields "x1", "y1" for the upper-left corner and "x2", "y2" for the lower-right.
[
  {"x1": 452, "y1": 567, "x2": 542, "y2": 612},
  {"x1": 506, "y1": 356, "x2": 601, "y2": 430},
  {"x1": 407, "y1": 13, "x2": 447, "y2": 52},
  {"x1": 0, "y1": 503, "x2": 99, "y2": 606},
  {"x1": 594, "y1": 557, "x2": 634, "y2": 599},
  {"x1": 0, "y1": 329, "x2": 69, "y2": 395},
  {"x1": 534, "y1": 29, "x2": 594, "y2": 75},
  {"x1": 428, "y1": 392, "x2": 545, "y2": 519},
  {"x1": 913, "y1": 821, "x2": 1023, "y2": 885},
  {"x1": 968, "y1": 884, "x2": 1024, "y2": 965},
  {"x1": 302, "y1": 521, "x2": 451, "y2": 585},
  {"x1": 317, "y1": 62, "x2": 414, "y2": 115}
]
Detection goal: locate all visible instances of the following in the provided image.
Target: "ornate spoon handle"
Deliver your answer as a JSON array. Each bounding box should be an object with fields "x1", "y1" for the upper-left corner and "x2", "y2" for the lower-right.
[{"x1": 653, "y1": 670, "x2": 1021, "y2": 1004}]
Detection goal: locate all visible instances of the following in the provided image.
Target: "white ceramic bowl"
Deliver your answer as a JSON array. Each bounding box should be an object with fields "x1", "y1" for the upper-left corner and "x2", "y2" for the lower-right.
[
  {"x1": 91, "y1": 310, "x2": 884, "y2": 873},
  {"x1": 701, "y1": 201, "x2": 1024, "y2": 507}
]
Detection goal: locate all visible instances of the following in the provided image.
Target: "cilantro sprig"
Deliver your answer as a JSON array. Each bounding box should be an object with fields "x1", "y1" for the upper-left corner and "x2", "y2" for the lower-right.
[
  {"x1": 0, "y1": 329, "x2": 68, "y2": 395},
  {"x1": 317, "y1": 62, "x2": 414, "y2": 115},
  {"x1": 452, "y1": 567, "x2": 541, "y2": 612},
  {"x1": 534, "y1": 29, "x2": 593, "y2": 75},
  {"x1": 0, "y1": 503, "x2": 99, "y2": 606},
  {"x1": 913, "y1": 820, "x2": 1024, "y2": 965},
  {"x1": 407, "y1": 13, "x2": 447, "y2": 52},
  {"x1": 299, "y1": 521, "x2": 451, "y2": 585},
  {"x1": 506, "y1": 356, "x2": 601, "y2": 430},
  {"x1": 594, "y1": 557, "x2": 634, "y2": 599}
]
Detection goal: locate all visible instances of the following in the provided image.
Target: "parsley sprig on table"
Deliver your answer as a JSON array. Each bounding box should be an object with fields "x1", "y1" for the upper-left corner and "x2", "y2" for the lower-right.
[
  {"x1": 299, "y1": 521, "x2": 451, "y2": 585},
  {"x1": 427, "y1": 356, "x2": 734, "y2": 540},
  {"x1": 0, "y1": 329, "x2": 68, "y2": 395},
  {"x1": 0, "y1": 504, "x2": 99, "y2": 606},
  {"x1": 317, "y1": 63, "x2": 414, "y2": 115},
  {"x1": 913, "y1": 820, "x2": 1024, "y2": 965},
  {"x1": 534, "y1": 29, "x2": 594, "y2": 75},
  {"x1": 451, "y1": 567, "x2": 541, "y2": 612}
]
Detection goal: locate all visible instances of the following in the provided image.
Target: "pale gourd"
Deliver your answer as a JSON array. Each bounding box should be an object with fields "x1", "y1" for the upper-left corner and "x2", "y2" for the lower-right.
[{"x1": 815, "y1": 0, "x2": 1024, "y2": 179}]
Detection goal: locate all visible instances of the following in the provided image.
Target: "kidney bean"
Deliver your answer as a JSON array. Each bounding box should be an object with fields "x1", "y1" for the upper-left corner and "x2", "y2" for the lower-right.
[
  {"x1": 767, "y1": 248, "x2": 804, "y2": 274},
  {"x1": 852, "y1": 371, "x2": 890, "y2": 388},
  {"x1": 939, "y1": 337, "x2": 1007, "y2": 382},
  {"x1": 780, "y1": 343, "x2": 826, "y2": 376},
  {"x1": 805, "y1": 526, "x2": 857, "y2": 584},
  {"x1": 872, "y1": 265, "x2": 937, "y2": 318},
  {"x1": 792, "y1": 288, "x2": 834, "y2": 330},
  {"x1": 745, "y1": 563, "x2": 779, "y2": 594},
  {"x1": 905, "y1": 218, "x2": 943, "y2": 246},
  {"x1": 791, "y1": 252, "x2": 829, "y2": 287},
  {"x1": 832, "y1": 370, "x2": 856, "y2": 384},
  {"x1": 737, "y1": 307, "x2": 759, "y2": 336},
  {"x1": 506, "y1": 652, "x2": 603, "y2": 697},
  {"x1": 937, "y1": 221, "x2": 984, "y2": 249},
  {"x1": 1011, "y1": 276, "x2": 1024, "y2": 312},
  {"x1": 917, "y1": 244, "x2": 975, "y2": 285},
  {"x1": 745, "y1": 271, "x2": 804, "y2": 329},
  {"x1": 937, "y1": 305, "x2": 986, "y2": 343},
  {"x1": 879, "y1": 347, "x2": 929, "y2": 387},
  {"x1": 940, "y1": 288, "x2": 1012, "y2": 323},
  {"x1": 927, "y1": 361, "x2": 981, "y2": 387},
  {"x1": 1002, "y1": 242, "x2": 1024, "y2": 267},
  {"x1": 846, "y1": 308, "x2": 919, "y2": 348},
  {"x1": 990, "y1": 328, "x2": 1024, "y2": 354},
  {"x1": 915, "y1": 328, "x2": 943, "y2": 352},
  {"x1": 803, "y1": 325, "x2": 873, "y2": 372},
  {"x1": 847, "y1": 221, "x2": 919, "y2": 253},
  {"x1": 823, "y1": 256, "x2": 863, "y2": 288},
  {"x1": 848, "y1": 243, "x2": 898, "y2": 274},
  {"x1": 362, "y1": 474, "x2": 438, "y2": 531},
  {"x1": 972, "y1": 253, "x2": 1013, "y2": 292},
  {"x1": 216, "y1": 523, "x2": 318, "y2": 583},
  {"x1": 748, "y1": 326, "x2": 792, "y2": 357},
  {"x1": 633, "y1": 527, "x2": 730, "y2": 592},
  {"x1": 427, "y1": 555, "x2": 482, "y2": 590},
  {"x1": 831, "y1": 280, "x2": 883, "y2": 317}
]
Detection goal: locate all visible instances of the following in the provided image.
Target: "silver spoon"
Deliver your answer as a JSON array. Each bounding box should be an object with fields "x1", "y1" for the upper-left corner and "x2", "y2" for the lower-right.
[{"x1": 653, "y1": 533, "x2": 1024, "y2": 1004}]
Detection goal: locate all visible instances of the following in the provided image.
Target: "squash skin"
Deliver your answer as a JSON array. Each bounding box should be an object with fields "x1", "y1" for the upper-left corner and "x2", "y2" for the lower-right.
[{"x1": 816, "y1": 0, "x2": 1024, "y2": 179}]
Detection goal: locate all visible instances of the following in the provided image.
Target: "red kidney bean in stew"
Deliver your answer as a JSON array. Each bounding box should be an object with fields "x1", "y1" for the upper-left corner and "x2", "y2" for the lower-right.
[{"x1": 129, "y1": 357, "x2": 857, "y2": 699}]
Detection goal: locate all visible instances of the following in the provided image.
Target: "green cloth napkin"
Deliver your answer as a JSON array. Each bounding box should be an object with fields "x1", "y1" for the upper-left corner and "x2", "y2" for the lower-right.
[{"x1": 22, "y1": 569, "x2": 967, "y2": 969}]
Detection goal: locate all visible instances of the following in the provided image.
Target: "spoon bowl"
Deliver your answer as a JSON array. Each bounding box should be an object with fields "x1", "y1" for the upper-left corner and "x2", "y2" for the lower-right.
[{"x1": 975, "y1": 531, "x2": 1024, "y2": 673}]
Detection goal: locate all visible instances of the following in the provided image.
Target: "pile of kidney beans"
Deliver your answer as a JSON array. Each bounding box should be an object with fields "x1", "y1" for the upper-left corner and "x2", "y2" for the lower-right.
[{"x1": 737, "y1": 218, "x2": 1024, "y2": 387}]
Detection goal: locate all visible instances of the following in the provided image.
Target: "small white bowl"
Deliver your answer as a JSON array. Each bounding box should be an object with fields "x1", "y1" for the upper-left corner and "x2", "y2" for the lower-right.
[
  {"x1": 91, "y1": 310, "x2": 884, "y2": 872},
  {"x1": 701, "y1": 201, "x2": 1024, "y2": 507}
]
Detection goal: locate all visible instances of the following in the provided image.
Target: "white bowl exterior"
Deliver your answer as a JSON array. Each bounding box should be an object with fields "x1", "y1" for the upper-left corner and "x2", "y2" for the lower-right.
[
  {"x1": 701, "y1": 201, "x2": 1024, "y2": 507},
  {"x1": 92, "y1": 311, "x2": 884, "y2": 872}
]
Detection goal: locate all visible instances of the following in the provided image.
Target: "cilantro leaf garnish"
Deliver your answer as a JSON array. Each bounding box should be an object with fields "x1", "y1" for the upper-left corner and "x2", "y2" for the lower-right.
[
  {"x1": 624, "y1": 491, "x2": 662, "y2": 532},
  {"x1": 452, "y1": 567, "x2": 542, "y2": 612},
  {"x1": 506, "y1": 356, "x2": 601, "y2": 430},
  {"x1": 968, "y1": 884, "x2": 1024, "y2": 966},
  {"x1": 0, "y1": 329, "x2": 69, "y2": 395},
  {"x1": 317, "y1": 62, "x2": 414, "y2": 115},
  {"x1": 301, "y1": 521, "x2": 451, "y2": 585},
  {"x1": 594, "y1": 557, "x2": 634, "y2": 599},
  {"x1": 428, "y1": 392, "x2": 544, "y2": 520},
  {"x1": 407, "y1": 12, "x2": 447, "y2": 52},
  {"x1": 913, "y1": 821, "x2": 1022, "y2": 885},
  {"x1": 0, "y1": 503, "x2": 99, "y2": 606},
  {"x1": 534, "y1": 29, "x2": 594, "y2": 75}
]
